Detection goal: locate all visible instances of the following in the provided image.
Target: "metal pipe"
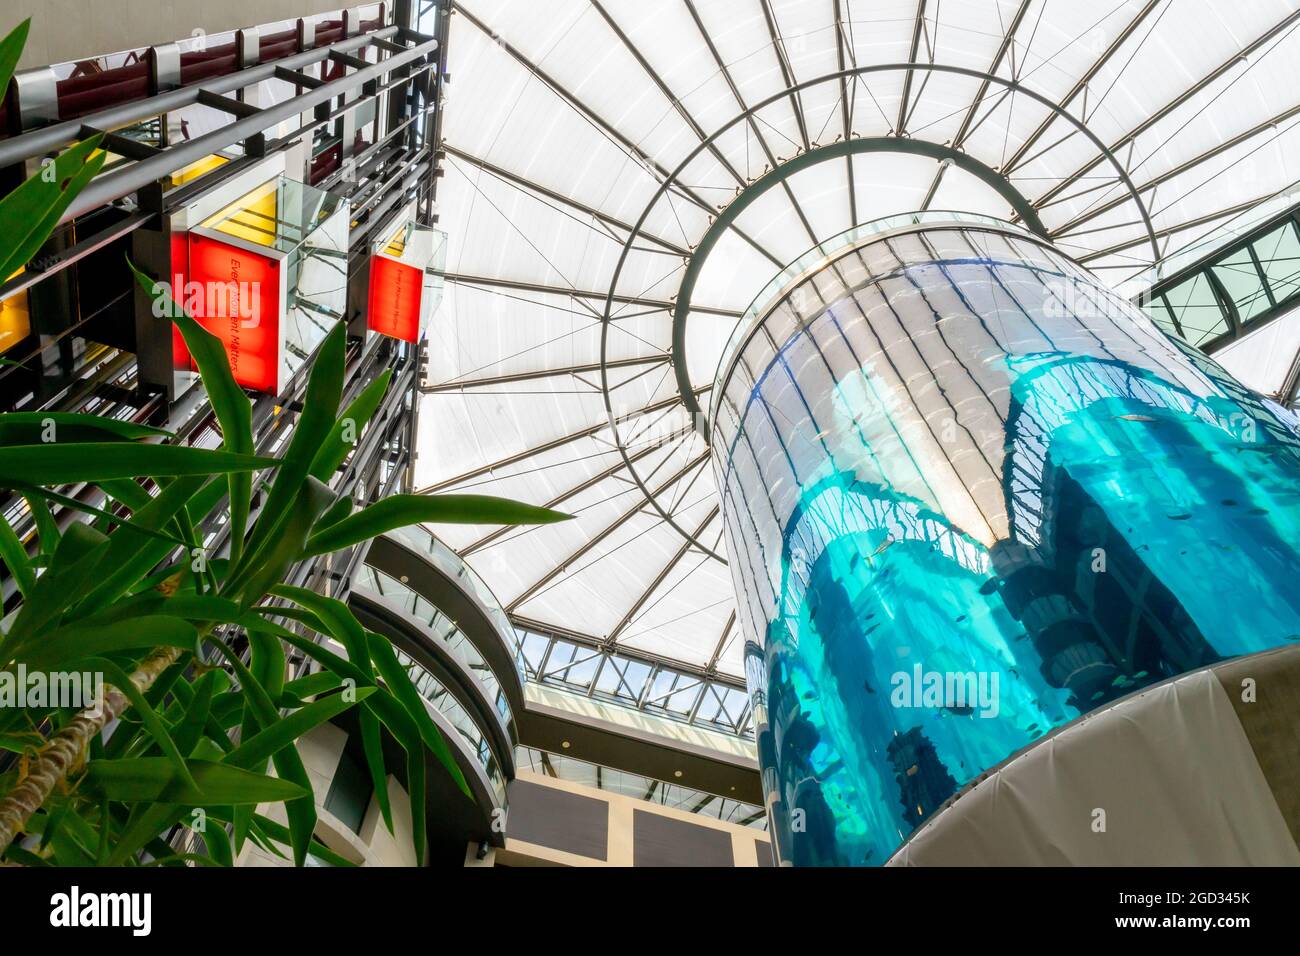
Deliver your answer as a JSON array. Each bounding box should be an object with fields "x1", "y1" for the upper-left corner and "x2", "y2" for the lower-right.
[
  {"x1": 0, "y1": 27, "x2": 403, "y2": 170},
  {"x1": 60, "y1": 34, "x2": 438, "y2": 223}
]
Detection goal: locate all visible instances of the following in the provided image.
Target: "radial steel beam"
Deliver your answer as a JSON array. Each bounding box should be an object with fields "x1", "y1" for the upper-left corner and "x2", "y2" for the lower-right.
[
  {"x1": 461, "y1": 431, "x2": 672, "y2": 555},
  {"x1": 421, "y1": 355, "x2": 670, "y2": 393},
  {"x1": 505, "y1": 451, "x2": 711, "y2": 611},
  {"x1": 437, "y1": 271, "x2": 742, "y2": 317},
  {"x1": 955, "y1": 0, "x2": 1034, "y2": 150},
  {"x1": 921, "y1": 0, "x2": 1033, "y2": 210},
  {"x1": 1050, "y1": 104, "x2": 1300, "y2": 237},
  {"x1": 1031, "y1": 7, "x2": 1300, "y2": 209},
  {"x1": 416, "y1": 390, "x2": 702, "y2": 494},
  {"x1": 444, "y1": 144, "x2": 691, "y2": 257},
  {"x1": 606, "y1": 503, "x2": 720, "y2": 641},
  {"x1": 589, "y1": 0, "x2": 748, "y2": 187},
  {"x1": 682, "y1": 0, "x2": 818, "y2": 246},
  {"x1": 758, "y1": 0, "x2": 811, "y2": 151},
  {"x1": 511, "y1": 613, "x2": 748, "y2": 689},
  {"x1": 832, "y1": 0, "x2": 858, "y2": 227},
  {"x1": 1073, "y1": 195, "x2": 1273, "y2": 265},
  {"x1": 452, "y1": 1, "x2": 784, "y2": 268},
  {"x1": 895, "y1": 0, "x2": 928, "y2": 135},
  {"x1": 706, "y1": 609, "x2": 737, "y2": 674},
  {"x1": 1002, "y1": 0, "x2": 1161, "y2": 175}
]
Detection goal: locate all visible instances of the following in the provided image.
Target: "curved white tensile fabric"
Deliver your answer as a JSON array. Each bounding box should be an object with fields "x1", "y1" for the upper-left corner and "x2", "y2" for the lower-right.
[{"x1": 417, "y1": 0, "x2": 1300, "y2": 681}]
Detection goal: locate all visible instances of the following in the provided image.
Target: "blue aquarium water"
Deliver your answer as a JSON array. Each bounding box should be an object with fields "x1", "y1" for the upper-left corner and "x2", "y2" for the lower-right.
[{"x1": 712, "y1": 219, "x2": 1300, "y2": 866}]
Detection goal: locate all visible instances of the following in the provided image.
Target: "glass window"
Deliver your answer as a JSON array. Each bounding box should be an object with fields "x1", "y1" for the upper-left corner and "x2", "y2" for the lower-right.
[
  {"x1": 1253, "y1": 220, "x2": 1300, "y2": 306},
  {"x1": 1211, "y1": 249, "x2": 1271, "y2": 322},
  {"x1": 1163, "y1": 272, "x2": 1229, "y2": 346},
  {"x1": 324, "y1": 750, "x2": 372, "y2": 835}
]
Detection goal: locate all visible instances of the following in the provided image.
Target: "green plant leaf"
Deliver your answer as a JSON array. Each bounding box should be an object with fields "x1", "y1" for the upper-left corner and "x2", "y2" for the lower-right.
[
  {"x1": 4, "y1": 521, "x2": 110, "y2": 651},
  {"x1": 359, "y1": 707, "x2": 393, "y2": 833},
  {"x1": 16, "y1": 483, "x2": 191, "y2": 550},
  {"x1": 0, "y1": 412, "x2": 171, "y2": 446},
  {"x1": 83, "y1": 657, "x2": 196, "y2": 791},
  {"x1": 234, "y1": 322, "x2": 345, "y2": 584},
  {"x1": 98, "y1": 478, "x2": 151, "y2": 510},
  {"x1": 309, "y1": 368, "x2": 392, "y2": 481},
  {"x1": 2, "y1": 845, "x2": 48, "y2": 867},
  {"x1": 225, "y1": 687, "x2": 374, "y2": 770},
  {"x1": 200, "y1": 822, "x2": 233, "y2": 867},
  {"x1": 252, "y1": 815, "x2": 357, "y2": 868},
  {"x1": 32, "y1": 807, "x2": 95, "y2": 866},
  {"x1": 0, "y1": 20, "x2": 31, "y2": 103},
  {"x1": 270, "y1": 584, "x2": 373, "y2": 679},
  {"x1": 315, "y1": 493, "x2": 353, "y2": 532},
  {"x1": 305, "y1": 493, "x2": 572, "y2": 556},
  {"x1": 0, "y1": 442, "x2": 276, "y2": 487},
  {"x1": 405, "y1": 745, "x2": 428, "y2": 867},
  {"x1": 0, "y1": 134, "x2": 106, "y2": 282},
  {"x1": 83, "y1": 757, "x2": 309, "y2": 804},
  {"x1": 204, "y1": 639, "x2": 317, "y2": 866},
  {"x1": 185, "y1": 475, "x2": 232, "y2": 526},
  {"x1": 231, "y1": 476, "x2": 333, "y2": 607},
  {"x1": 127, "y1": 259, "x2": 255, "y2": 563},
  {"x1": 105, "y1": 802, "x2": 185, "y2": 867},
  {"x1": 20, "y1": 490, "x2": 58, "y2": 558},
  {"x1": 0, "y1": 512, "x2": 34, "y2": 600},
  {"x1": 366, "y1": 630, "x2": 472, "y2": 799},
  {"x1": 281, "y1": 670, "x2": 343, "y2": 701},
  {"x1": 248, "y1": 629, "x2": 286, "y2": 701},
  {"x1": 172, "y1": 670, "x2": 222, "y2": 756},
  {"x1": 73, "y1": 474, "x2": 208, "y2": 617},
  {"x1": 253, "y1": 612, "x2": 358, "y2": 677},
  {"x1": 359, "y1": 693, "x2": 430, "y2": 865},
  {"x1": 17, "y1": 615, "x2": 196, "y2": 671}
]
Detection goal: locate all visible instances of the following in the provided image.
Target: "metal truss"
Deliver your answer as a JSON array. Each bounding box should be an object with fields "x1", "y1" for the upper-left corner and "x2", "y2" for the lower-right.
[
  {"x1": 595, "y1": 61, "x2": 1158, "y2": 566},
  {"x1": 512, "y1": 620, "x2": 753, "y2": 739},
  {"x1": 426, "y1": 0, "x2": 1300, "y2": 700},
  {"x1": 1139, "y1": 199, "x2": 1300, "y2": 383}
]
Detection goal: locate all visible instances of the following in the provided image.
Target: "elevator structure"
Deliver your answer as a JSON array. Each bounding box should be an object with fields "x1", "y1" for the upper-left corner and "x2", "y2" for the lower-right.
[{"x1": 712, "y1": 212, "x2": 1300, "y2": 866}]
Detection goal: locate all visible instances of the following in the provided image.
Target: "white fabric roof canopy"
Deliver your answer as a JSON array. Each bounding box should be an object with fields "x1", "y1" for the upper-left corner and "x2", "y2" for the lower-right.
[{"x1": 415, "y1": 0, "x2": 1300, "y2": 679}]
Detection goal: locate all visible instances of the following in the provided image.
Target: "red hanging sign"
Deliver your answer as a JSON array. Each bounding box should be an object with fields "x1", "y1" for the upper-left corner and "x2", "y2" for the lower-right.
[
  {"x1": 367, "y1": 254, "x2": 424, "y2": 343},
  {"x1": 181, "y1": 232, "x2": 284, "y2": 394}
]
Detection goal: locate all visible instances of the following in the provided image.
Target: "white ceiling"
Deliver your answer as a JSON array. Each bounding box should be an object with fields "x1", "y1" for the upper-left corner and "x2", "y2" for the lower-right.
[{"x1": 415, "y1": 0, "x2": 1300, "y2": 679}]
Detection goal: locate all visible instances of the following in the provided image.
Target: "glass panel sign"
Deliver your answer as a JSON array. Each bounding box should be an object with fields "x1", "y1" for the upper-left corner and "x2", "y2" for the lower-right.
[
  {"x1": 178, "y1": 175, "x2": 349, "y2": 394},
  {"x1": 366, "y1": 220, "x2": 441, "y2": 343}
]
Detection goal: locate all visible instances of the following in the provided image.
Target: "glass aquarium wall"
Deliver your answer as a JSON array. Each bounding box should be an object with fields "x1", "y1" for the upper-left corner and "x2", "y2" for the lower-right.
[{"x1": 711, "y1": 216, "x2": 1300, "y2": 866}]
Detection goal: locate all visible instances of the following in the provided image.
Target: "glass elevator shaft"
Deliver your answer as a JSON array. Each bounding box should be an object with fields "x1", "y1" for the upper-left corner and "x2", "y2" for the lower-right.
[{"x1": 710, "y1": 214, "x2": 1300, "y2": 866}]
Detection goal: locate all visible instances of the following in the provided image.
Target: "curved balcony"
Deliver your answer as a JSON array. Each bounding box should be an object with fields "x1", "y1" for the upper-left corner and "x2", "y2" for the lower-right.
[
  {"x1": 349, "y1": 571, "x2": 516, "y2": 784},
  {"x1": 309, "y1": 627, "x2": 510, "y2": 852},
  {"x1": 366, "y1": 526, "x2": 525, "y2": 715},
  {"x1": 397, "y1": 649, "x2": 509, "y2": 808},
  {"x1": 356, "y1": 563, "x2": 516, "y2": 732}
]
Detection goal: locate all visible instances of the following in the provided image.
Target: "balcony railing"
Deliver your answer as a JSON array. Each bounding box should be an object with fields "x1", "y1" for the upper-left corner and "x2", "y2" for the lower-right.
[
  {"x1": 399, "y1": 650, "x2": 507, "y2": 806},
  {"x1": 385, "y1": 524, "x2": 527, "y2": 681},
  {"x1": 355, "y1": 563, "x2": 515, "y2": 731}
]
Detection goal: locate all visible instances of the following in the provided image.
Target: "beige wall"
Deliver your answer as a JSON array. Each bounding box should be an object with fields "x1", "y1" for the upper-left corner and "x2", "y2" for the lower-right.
[
  {"x1": 8, "y1": 1, "x2": 362, "y2": 70},
  {"x1": 495, "y1": 770, "x2": 772, "y2": 868},
  {"x1": 237, "y1": 722, "x2": 422, "y2": 868}
]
